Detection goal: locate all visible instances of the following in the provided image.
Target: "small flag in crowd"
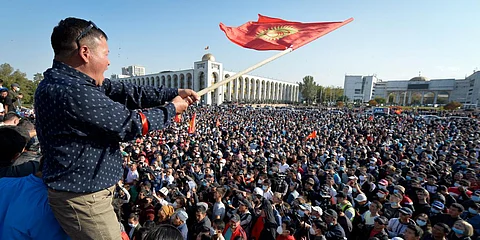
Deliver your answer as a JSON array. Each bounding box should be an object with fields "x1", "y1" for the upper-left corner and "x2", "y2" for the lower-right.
[
  {"x1": 306, "y1": 130, "x2": 317, "y2": 140},
  {"x1": 174, "y1": 114, "x2": 182, "y2": 123},
  {"x1": 188, "y1": 113, "x2": 196, "y2": 134},
  {"x1": 220, "y1": 14, "x2": 353, "y2": 51},
  {"x1": 368, "y1": 115, "x2": 374, "y2": 121}
]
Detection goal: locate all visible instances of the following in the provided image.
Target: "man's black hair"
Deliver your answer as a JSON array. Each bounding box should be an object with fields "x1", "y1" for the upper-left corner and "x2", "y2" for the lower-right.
[
  {"x1": 51, "y1": 17, "x2": 108, "y2": 57},
  {"x1": 0, "y1": 127, "x2": 27, "y2": 167},
  {"x1": 144, "y1": 224, "x2": 183, "y2": 240},
  {"x1": 4, "y1": 112, "x2": 20, "y2": 122},
  {"x1": 407, "y1": 225, "x2": 424, "y2": 237}
]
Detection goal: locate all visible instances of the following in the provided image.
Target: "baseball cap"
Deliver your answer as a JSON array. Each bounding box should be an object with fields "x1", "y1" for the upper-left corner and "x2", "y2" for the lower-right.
[
  {"x1": 253, "y1": 187, "x2": 264, "y2": 196},
  {"x1": 312, "y1": 206, "x2": 323, "y2": 215},
  {"x1": 432, "y1": 201, "x2": 445, "y2": 210},
  {"x1": 11, "y1": 83, "x2": 19, "y2": 88},
  {"x1": 230, "y1": 214, "x2": 241, "y2": 222},
  {"x1": 324, "y1": 209, "x2": 338, "y2": 218},
  {"x1": 175, "y1": 210, "x2": 188, "y2": 222},
  {"x1": 399, "y1": 207, "x2": 413, "y2": 215},
  {"x1": 378, "y1": 179, "x2": 388, "y2": 186},
  {"x1": 374, "y1": 216, "x2": 388, "y2": 225},
  {"x1": 355, "y1": 193, "x2": 367, "y2": 202}
]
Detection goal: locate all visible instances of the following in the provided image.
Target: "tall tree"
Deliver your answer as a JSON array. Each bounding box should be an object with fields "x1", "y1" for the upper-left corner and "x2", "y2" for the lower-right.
[
  {"x1": 0, "y1": 63, "x2": 38, "y2": 105},
  {"x1": 298, "y1": 75, "x2": 317, "y2": 104}
]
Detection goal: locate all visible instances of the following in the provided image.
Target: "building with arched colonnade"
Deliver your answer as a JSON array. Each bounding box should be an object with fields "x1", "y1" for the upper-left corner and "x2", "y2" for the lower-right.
[{"x1": 112, "y1": 54, "x2": 299, "y2": 105}]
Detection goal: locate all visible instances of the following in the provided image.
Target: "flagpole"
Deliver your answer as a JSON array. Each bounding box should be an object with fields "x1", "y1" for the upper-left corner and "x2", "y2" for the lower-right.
[{"x1": 197, "y1": 48, "x2": 293, "y2": 97}]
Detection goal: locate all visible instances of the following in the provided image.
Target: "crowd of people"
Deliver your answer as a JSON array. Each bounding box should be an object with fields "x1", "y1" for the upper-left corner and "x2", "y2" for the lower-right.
[
  {"x1": 4, "y1": 99, "x2": 480, "y2": 240},
  {"x1": 1, "y1": 16, "x2": 480, "y2": 240}
]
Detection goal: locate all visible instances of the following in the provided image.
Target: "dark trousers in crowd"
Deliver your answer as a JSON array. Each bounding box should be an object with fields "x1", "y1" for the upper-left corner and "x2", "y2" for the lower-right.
[{"x1": 48, "y1": 185, "x2": 121, "y2": 240}]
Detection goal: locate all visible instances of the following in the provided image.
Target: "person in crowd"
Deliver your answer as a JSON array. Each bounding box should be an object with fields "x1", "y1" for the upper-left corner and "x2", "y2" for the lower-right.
[
  {"x1": 223, "y1": 214, "x2": 247, "y2": 240},
  {"x1": 8, "y1": 83, "x2": 22, "y2": 111},
  {"x1": 323, "y1": 209, "x2": 346, "y2": 240},
  {"x1": 386, "y1": 207, "x2": 415, "y2": 238},
  {"x1": 449, "y1": 220, "x2": 474, "y2": 240},
  {"x1": 171, "y1": 209, "x2": 189, "y2": 240},
  {"x1": 0, "y1": 88, "x2": 14, "y2": 113},
  {"x1": 403, "y1": 225, "x2": 424, "y2": 240},
  {"x1": 0, "y1": 157, "x2": 69, "y2": 239},
  {"x1": 35, "y1": 17, "x2": 198, "y2": 239},
  {"x1": 0, "y1": 126, "x2": 40, "y2": 178}
]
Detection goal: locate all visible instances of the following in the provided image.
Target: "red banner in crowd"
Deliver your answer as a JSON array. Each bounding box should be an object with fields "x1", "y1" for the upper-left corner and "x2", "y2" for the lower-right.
[{"x1": 188, "y1": 113, "x2": 196, "y2": 134}]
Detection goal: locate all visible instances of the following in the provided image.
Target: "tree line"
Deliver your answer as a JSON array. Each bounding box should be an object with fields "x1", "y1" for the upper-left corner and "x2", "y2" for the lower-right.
[
  {"x1": 0, "y1": 63, "x2": 43, "y2": 107},
  {"x1": 298, "y1": 75, "x2": 347, "y2": 106}
]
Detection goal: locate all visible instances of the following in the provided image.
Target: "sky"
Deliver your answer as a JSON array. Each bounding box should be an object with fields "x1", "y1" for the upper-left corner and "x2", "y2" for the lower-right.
[{"x1": 1, "y1": 0, "x2": 479, "y2": 87}]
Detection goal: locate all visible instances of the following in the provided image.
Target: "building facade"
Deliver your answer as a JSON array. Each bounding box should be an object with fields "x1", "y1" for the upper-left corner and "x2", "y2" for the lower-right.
[
  {"x1": 343, "y1": 71, "x2": 480, "y2": 107},
  {"x1": 112, "y1": 54, "x2": 299, "y2": 105}
]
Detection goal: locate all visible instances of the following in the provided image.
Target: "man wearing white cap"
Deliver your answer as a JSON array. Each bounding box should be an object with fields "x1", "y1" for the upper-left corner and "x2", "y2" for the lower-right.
[{"x1": 172, "y1": 209, "x2": 188, "y2": 240}]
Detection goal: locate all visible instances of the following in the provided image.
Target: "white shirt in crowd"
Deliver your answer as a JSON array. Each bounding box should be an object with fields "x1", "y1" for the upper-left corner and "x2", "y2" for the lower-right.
[
  {"x1": 279, "y1": 163, "x2": 290, "y2": 173},
  {"x1": 126, "y1": 169, "x2": 139, "y2": 184}
]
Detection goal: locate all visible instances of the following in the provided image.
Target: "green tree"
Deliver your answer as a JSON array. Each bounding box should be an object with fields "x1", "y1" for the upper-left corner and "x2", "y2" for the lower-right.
[
  {"x1": 298, "y1": 75, "x2": 317, "y2": 105},
  {"x1": 374, "y1": 97, "x2": 386, "y2": 105},
  {"x1": 368, "y1": 99, "x2": 378, "y2": 106},
  {"x1": 0, "y1": 63, "x2": 38, "y2": 105},
  {"x1": 444, "y1": 101, "x2": 462, "y2": 110}
]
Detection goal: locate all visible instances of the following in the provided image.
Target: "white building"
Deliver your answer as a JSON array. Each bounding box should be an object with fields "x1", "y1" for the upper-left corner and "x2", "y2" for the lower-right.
[
  {"x1": 343, "y1": 71, "x2": 480, "y2": 107},
  {"x1": 112, "y1": 54, "x2": 299, "y2": 105},
  {"x1": 343, "y1": 75, "x2": 378, "y2": 102},
  {"x1": 122, "y1": 65, "x2": 146, "y2": 77}
]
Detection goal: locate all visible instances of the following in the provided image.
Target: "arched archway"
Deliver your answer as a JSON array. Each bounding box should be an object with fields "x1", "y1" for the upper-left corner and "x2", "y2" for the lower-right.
[
  {"x1": 224, "y1": 74, "x2": 231, "y2": 102},
  {"x1": 211, "y1": 72, "x2": 219, "y2": 105},
  {"x1": 161, "y1": 76, "x2": 166, "y2": 86},
  {"x1": 186, "y1": 73, "x2": 193, "y2": 89},
  {"x1": 245, "y1": 78, "x2": 250, "y2": 101},
  {"x1": 167, "y1": 75, "x2": 172, "y2": 88},
  {"x1": 179, "y1": 74, "x2": 185, "y2": 88},
  {"x1": 238, "y1": 77, "x2": 244, "y2": 101},
  {"x1": 437, "y1": 91, "x2": 449, "y2": 104},
  {"x1": 173, "y1": 74, "x2": 178, "y2": 88}
]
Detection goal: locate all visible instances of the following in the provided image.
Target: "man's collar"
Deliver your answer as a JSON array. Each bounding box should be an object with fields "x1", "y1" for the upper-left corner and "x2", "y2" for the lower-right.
[{"x1": 52, "y1": 60, "x2": 96, "y2": 85}]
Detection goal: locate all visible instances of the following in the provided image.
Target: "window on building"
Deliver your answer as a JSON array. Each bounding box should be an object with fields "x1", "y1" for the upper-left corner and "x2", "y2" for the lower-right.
[{"x1": 354, "y1": 89, "x2": 361, "y2": 94}]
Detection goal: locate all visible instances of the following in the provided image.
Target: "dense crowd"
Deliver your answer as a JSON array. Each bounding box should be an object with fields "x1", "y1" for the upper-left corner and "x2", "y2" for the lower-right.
[
  {"x1": 109, "y1": 105, "x2": 479, "y2": 240},
  {"x1": 1, "y1": 85, "x2": 480, "y2": 240}
]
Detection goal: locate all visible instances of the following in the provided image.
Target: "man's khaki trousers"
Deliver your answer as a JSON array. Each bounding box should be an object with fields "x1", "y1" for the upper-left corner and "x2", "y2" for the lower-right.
[{"x1": 48, "y1": 185, "x2": 121, "y2": 240}]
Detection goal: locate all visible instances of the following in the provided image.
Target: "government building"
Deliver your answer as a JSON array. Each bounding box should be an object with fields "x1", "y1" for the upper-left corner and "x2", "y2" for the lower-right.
[
  {"x1": 112, "y1": 54, "x2": 299, "y2": 105},
  {"x1": 343, "y1": 71, "x2": 480, "y2": 107}
]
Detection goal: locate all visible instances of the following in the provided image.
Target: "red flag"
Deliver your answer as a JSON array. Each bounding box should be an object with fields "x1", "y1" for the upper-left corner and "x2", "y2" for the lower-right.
[
  {"x1": 216, "y1": 118, "x2": 220, "y2": 127},
  {"x1": 174, "y1": 114, "x2": 182, "y2": 123},
  {"x1": 368, "y1": 115, "x2": 374, "y2": 121},
  {"x1": 219, "y1": 14, "x2": 353, "y2": 51},
  {"x1": 306, "y1": 131, "x2": 317, "y2": 140},
  {"x1": 188, "y1": 113, "x2": 196, "y2": 134}
]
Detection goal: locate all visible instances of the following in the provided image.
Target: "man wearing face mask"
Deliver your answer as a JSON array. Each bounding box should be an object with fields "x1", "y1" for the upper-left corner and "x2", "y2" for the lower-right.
[
  {"x1": 8, "y1": 83, "x2": 22, "y2": 111},
  {"x1": 323, "y1": 209, "x2": 346, "y2": 240},
  {"x1": 126, "y1": 213, "x2": 141, "y2": 240}
]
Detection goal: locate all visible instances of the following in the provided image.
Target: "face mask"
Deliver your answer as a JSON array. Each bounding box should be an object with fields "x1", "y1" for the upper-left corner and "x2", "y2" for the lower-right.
[
  {"x1": 416, "y1": 219, "x2": 427, "y2": 227},
  {"x1": 128, "y1": 223, "x2": 136, "y2": 228},
  {"x1": 276, "y1": 226, "x2": 283, "y2": 235},
  {"x1": 309, "y1": 227, "x2": 316, "y2": 235},
  {"x1": 369, "y1": 166, "x2": 376, "y2": 170},
  {"x1": 378, "y1": 185, "x2": 387, "y2": 190},
  {"x1": 262, "y1": 185, "x2": 268, "y2": 191},
  {"x1": 431, "y1": 208, "x2": 440, "y2": 214},
  {"x1": 352, "y1": 188, "x2": 357, "y2": 193},
  {"x1": 418, "y1": 177, "x2": 424, "y2": 181},
  {"x1": 258, "y1": 179, "x2": 264, "y2": 184},
  {"x1": 468, "y1": 208, "x2": 478, "y2": 215},
  {"x1": 340, "y1": 167, "x2": 345, "y2": 171},
  {"x1": 406, "y1": 176, "x2": 412, "y2": 180},
  {"x1": 452, "y1": 227, "x2": 464, "y2": 235},
  {"x1": 172, "y1": 202, "x2": 178, "y2": 209},
  {"x1": 377, "y1": 193, "x2": 385, "y2": 198},
  {"x1": 165, "y1": 164, "x2": 170, "y2": 169},
  {"x1": 359, "y1": 176, "x2": 365, "y2": 181},
  {"x1": 297, "y1": 210, "x2": 305, "y2": 217},
  {"x1": 472, "y1": 196, "x2": 480, "y2": 202},
  {"x1": 390, "y1": 202, "x2": 398, "y2": 207},
  {"x1": 135, "y1": 150, "x2": 140, "y2": 154}
]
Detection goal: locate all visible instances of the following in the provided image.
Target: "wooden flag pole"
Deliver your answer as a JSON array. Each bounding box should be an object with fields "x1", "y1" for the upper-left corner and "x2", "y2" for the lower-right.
[{"x1": 197, "y1": 48, "x2": 293, "y2": 97}]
